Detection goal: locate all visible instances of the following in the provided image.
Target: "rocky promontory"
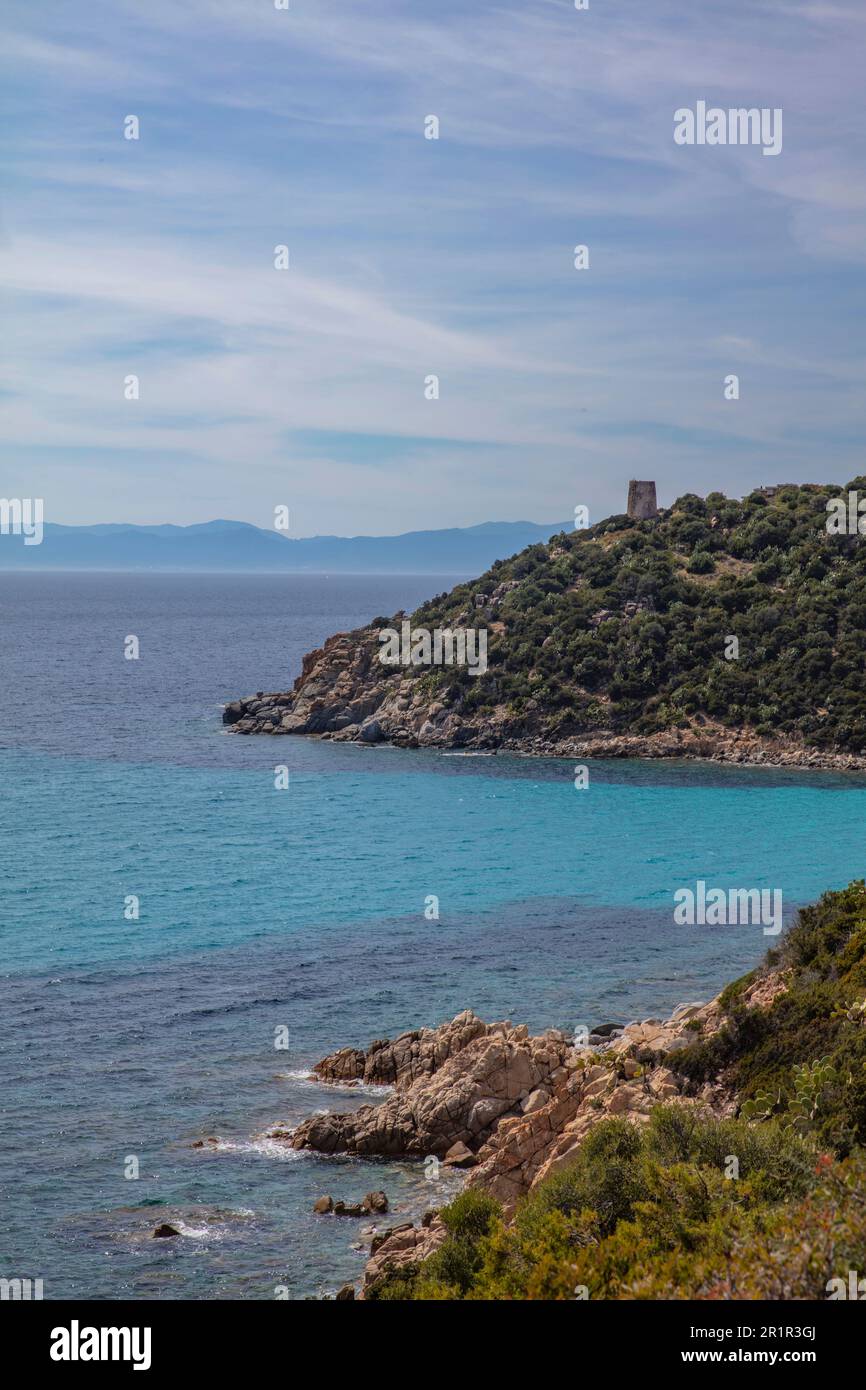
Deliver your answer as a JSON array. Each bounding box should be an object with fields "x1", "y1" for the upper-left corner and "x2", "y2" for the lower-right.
[
  {"x1": 276, "y1": 984, "x2": 782, "y2": 1295},
  {"x1": 222, "y1": 617, "x2": 866, "y2": 770},
  {"x1": 256, "y1": 883, "x2": 866, "y2": 1301},
  {"x1": 289, "y1": 1010, "x2": 575, "y2": 1160},
  {"x1": 223, "y1": 484, "x2": 866, "y2": 771}
]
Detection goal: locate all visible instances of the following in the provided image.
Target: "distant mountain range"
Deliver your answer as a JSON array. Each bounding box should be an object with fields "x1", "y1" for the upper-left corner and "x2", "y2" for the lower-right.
[{"x1": 0, "y1": 519, "x2": 569, "y2": 574}]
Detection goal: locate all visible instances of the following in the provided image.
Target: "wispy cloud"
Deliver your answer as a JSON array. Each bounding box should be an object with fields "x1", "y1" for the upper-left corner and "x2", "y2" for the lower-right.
[{"x1": 1, "y1": 0, "x2": 865, "y2": 529}]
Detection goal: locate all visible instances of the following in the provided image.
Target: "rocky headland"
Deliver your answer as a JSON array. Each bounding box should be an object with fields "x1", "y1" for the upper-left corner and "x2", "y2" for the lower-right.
[
  {"x1": 275, "y1": 974, "x2": 786, "y2": 1297},
  {"x1": 222, "y1": 620, "x2": 866, "y2": 771},
  {"x1": 222, "y1": 483, "x2": 866, "y2": 773}
]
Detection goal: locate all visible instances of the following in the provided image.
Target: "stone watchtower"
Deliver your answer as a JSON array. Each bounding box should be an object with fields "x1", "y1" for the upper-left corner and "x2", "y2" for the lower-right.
[{"x1": 627, "y1": 480, "x2": 658, "y2": 520}]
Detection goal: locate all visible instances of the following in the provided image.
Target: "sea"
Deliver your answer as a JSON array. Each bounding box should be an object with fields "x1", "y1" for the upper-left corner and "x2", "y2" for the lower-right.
[{"x1": 2, "y1": 571, "x2": 865, "y2": 1299}]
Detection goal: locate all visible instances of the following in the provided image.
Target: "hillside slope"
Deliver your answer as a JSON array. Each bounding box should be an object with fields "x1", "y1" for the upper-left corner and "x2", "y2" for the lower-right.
[{"x1": 224, "y1": 482, "x2": 866, "y2": 766}]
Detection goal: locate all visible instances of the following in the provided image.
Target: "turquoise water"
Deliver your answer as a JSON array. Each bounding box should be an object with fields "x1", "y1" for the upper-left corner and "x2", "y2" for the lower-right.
[
  {"x1": 2, "y1": 747, "x2": 861, "y2": 976},
  {"x1": 1, "y1": 573, "x2": 865, "y2": 1299}
]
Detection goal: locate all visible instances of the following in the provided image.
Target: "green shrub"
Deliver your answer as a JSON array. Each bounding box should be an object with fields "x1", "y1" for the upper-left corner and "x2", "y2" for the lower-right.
[
  {"x1": 688, "y1": 549, "x2": 715, "y2": 574},
  {"x1": 393, "y1": 1108, "x2": 819, "y2": 1300},
  {"x1": 672, "y1": 883, "x2": 866, "y2": 1148}
]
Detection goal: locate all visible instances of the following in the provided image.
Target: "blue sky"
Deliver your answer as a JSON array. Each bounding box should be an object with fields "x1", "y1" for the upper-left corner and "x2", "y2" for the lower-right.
[{"x1": 2, "y1": 0, "x2": 865, "y2": 534}]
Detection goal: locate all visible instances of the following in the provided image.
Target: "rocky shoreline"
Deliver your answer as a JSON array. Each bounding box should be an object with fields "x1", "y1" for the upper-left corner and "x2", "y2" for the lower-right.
[
  {"x1": 222, "y1": 620, "x2": 866, "y2": 774},
  {"x1": 272, "y1": 974, "x2": 787, "y2": 1298}
]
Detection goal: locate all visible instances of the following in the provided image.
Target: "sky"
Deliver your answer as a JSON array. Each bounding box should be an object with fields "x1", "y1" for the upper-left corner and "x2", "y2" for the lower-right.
[{"x1": 1, "y1": 0, "x2": 865, "y2": 535}]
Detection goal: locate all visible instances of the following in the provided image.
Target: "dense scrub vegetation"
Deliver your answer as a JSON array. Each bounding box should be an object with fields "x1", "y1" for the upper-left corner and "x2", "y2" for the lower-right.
[
  {"x1": 672, "y1": 880, "x2": 866, "y2": 1151},
  {"x1": 368, "y1": 884, "x2": 866, "y2": 1300},
  {"x1": 370, "y1": 1137, "x2": 866, "y2": 1300},
  {"x1": 413, "y1": 481, "x2": 866, "y2": 752}
]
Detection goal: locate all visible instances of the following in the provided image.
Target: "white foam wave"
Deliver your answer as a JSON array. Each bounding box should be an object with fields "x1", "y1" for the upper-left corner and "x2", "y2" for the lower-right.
[
  {"x1": 278, "y1": 1069, "x2": 393, "y2": 1099},
  {"x1": 213, "y1": 1136, "x2": 306, "y2": 1162},
  {"x1": 441, "y1": 750, "x2": 494, "y2": 757},
  {"x1": 172, "y1": 1222, "x2": 217, "y2": 1240}
]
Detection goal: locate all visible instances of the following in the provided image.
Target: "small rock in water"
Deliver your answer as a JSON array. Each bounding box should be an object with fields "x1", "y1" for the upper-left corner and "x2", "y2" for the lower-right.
[
  {"x1": 335, "y1": 1284, "x2": 355, "y2": 1300},
  {"x1": 333, "y1": 1201, "x2": 365, "y2": 1217},
  {"x1": 362, "y1": 1190, "x2": 388, "y2": 1214},
  {"x1": 316, "y1": 1190, "x2": 389, "y2": 1216},
  {"x1": 152, "y1": 1223, "x2": 181, "y2": 1239}
]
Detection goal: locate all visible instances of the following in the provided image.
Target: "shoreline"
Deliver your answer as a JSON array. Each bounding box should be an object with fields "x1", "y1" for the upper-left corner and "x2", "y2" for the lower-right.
[
  {"x1": 222, "y1": 626, "x2": 866, "y2": 775},
  {"x1": 495, "y1": 732, "x2": 866, "y2": 773},
  {"x1": 281, "y1": 995, "x2": 741, "y2": 1297},
  {"x1": 281, "y1": 880, "x2": 866, "y2": 1302},
  {"x1": 226, "y1": 709, "x2": 866, "y2": 776}
]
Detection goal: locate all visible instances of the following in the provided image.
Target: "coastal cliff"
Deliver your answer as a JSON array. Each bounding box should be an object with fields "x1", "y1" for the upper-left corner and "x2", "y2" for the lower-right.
[
  {"x1": 224, "y1": 482, "x2": 866, "y2": 770},
  {"x1": 278, "y1": 882, "x2": 866, "y2": 1299}
]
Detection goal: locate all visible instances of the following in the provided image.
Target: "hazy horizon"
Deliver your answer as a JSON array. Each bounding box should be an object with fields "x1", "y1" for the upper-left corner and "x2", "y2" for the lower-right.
[{"x1": 18, "y1": 515, "x2": 569, "y2": 538}]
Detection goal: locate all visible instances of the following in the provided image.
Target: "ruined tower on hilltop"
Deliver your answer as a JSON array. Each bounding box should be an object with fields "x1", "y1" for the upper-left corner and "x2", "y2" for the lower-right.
[{"x1": 627, "y1": 480, "x2": 658, "y2": 520}]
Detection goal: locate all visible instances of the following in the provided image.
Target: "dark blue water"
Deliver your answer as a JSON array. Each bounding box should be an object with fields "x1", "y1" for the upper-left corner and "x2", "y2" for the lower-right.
[{"x1": 2, "y1": 573, "x2": 865, "y2": 1299}]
